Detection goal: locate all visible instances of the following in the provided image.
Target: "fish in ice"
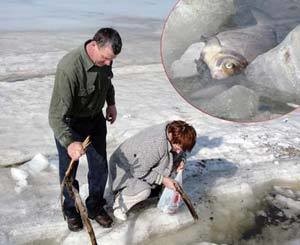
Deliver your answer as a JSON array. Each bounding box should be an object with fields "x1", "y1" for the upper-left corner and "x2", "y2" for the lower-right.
[{"x1": 196, "y1": 10, "x2": 277, "y2": 80}]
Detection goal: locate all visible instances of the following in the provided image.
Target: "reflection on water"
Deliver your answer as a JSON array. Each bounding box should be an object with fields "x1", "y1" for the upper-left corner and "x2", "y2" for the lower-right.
[{"x1": 143, "y1": 180, "x2": 300, "y2": 245}]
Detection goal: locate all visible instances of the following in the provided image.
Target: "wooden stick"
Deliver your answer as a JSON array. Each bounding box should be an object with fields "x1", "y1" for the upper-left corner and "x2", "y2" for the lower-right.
[
  {"x1": 60, "y1": 136, "x2": 97, "y2": 245},
  {"x1": 60, "y1": 136, "x2": 91, "y2": 209},
  {"x1": 72, "y1": 186, "x2": 97, "y2": 245},
  {"x1": 174, "y1": 181, "x2": 199, "y2": 221}
]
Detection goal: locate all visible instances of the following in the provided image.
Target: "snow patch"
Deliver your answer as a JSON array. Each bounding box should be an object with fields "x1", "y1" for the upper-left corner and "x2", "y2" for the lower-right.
[{"x1": 10, "y1": 153, "x2": 49, "y2": 193}]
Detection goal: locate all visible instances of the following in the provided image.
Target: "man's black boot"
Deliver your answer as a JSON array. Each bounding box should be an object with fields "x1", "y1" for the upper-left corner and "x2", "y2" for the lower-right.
[
  {"x1": 66, "y1": 215, "x2": 83, "y2": 232},
  {"x1": 89, "y1": 208, "x2": 113, "y2": 228}
]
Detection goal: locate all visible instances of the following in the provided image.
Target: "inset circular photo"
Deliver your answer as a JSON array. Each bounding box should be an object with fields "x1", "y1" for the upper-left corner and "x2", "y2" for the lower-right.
[{"x1": 161, "y1": 0, "x2": 300, "y2": 122}]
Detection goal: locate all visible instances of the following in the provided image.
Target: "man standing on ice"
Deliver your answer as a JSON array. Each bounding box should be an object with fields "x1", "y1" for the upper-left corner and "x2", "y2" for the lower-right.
[{"x1": 49, "y1": 28, "x2": 122, "y2": 231}]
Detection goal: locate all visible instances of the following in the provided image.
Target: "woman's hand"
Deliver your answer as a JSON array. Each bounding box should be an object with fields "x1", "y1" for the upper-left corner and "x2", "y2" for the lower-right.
[
  {"x1": 176, "y1": 160, "x2": 185, "y2": 172},
  {"x1": 162, "y1": 176, "x2": 177, "y2": 191}
]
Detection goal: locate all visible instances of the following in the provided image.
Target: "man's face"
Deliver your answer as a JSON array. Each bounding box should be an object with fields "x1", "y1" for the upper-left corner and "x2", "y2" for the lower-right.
[{"x1": 94, "y1": 44, "x2": 116, "y2": 67}]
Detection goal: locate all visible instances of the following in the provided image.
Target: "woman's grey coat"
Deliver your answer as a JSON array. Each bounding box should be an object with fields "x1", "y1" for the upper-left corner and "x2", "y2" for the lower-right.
[{"x1": 109, "y1": 122, "x2": 174, "y2": 195}]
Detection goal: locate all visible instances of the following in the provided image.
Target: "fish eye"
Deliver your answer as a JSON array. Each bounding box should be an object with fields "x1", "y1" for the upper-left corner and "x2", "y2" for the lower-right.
[{"x1": 224, "y1": 62, "x2": 234, "y2": 69}]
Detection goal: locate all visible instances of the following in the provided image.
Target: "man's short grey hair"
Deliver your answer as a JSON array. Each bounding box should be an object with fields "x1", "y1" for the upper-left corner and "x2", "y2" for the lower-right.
[{"x1": 93, "y1": 28, "x2": 122, "y2": 55}]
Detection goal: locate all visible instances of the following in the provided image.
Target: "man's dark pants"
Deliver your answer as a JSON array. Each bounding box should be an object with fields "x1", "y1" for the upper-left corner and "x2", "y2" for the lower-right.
[{"x1": 55, "y1": 113, "x2": 108, "y2": 219}]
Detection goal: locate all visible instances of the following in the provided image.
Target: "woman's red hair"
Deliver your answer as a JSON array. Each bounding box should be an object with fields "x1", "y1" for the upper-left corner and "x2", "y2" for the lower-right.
[{"x1": 167, "y1": 120, "x2": 196, "y2": 152}]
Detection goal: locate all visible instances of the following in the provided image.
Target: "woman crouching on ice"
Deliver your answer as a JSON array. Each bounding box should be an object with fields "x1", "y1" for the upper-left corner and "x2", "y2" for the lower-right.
[{"x1": 109, "y1": 120, "x2": 197, "y2": 220}]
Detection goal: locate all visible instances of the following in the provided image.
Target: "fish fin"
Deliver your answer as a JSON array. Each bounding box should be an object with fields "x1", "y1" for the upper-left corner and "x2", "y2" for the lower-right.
[
  {"x1": 250, "y1": 7, "x2": 274, "y2": 26},
  {"x1": 201, "y1": 35, "x2": 222, "y2": 47},
  {"x1": 200, "y1": 35, "x2": 208, "y2": 43},
  {"x1": 207, "y1": 36, "x2": 222, "y2": 48},
  {"x1": 194, "y1": 58, "x2": 208, "y2": 77}
]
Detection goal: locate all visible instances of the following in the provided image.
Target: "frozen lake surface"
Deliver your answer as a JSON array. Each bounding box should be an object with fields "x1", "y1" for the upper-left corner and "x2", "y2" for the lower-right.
[{"x1": 0, "y1": 0, "x2": 174, "y2": 31}]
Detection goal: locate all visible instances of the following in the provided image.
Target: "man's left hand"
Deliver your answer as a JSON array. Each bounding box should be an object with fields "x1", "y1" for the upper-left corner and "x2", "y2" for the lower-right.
[{"x1": 106, "y1": 104, "x2": 117, "y2": 124}]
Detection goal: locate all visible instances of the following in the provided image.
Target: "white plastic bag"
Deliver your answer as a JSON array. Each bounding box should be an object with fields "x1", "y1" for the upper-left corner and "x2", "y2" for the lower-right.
[{"x1": 157, "y1": 170, "x2": 183, "y2": 214}]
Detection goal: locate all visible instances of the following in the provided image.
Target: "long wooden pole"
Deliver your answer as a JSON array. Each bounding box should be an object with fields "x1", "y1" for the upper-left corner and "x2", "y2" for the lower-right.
[
  {"x1": 60, "y1": 136, "x2": 97, "y2": 245},
  {"x1": 174, "y1": 181, "x2": 199, "y2": 221}
]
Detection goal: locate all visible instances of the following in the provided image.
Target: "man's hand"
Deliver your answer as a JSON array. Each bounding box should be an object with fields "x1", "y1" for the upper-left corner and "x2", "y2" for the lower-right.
[
  {"x1": 106, "y1": 105, "x2": 117, "y2": 124},
  {"x1": 67, "y1": 141, "x2": 85, "y2": 161},
  {"x1": 162, "y1": 176, "x2": 177, "y2": 191}
]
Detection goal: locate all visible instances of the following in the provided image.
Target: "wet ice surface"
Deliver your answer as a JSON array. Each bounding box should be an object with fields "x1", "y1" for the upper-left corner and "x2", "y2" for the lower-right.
[
  {"x1": 163, "y1": 0, "x2": 300, "y2": 122},
  {"x1": 2, "y1": 0, "x2": 300, "y2": 244}
]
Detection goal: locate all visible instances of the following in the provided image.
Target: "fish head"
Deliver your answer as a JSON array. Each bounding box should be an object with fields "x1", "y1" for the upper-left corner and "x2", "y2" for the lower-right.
[{"x1": 207, "y1": 51, "x2": 248, "y2": 80}]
